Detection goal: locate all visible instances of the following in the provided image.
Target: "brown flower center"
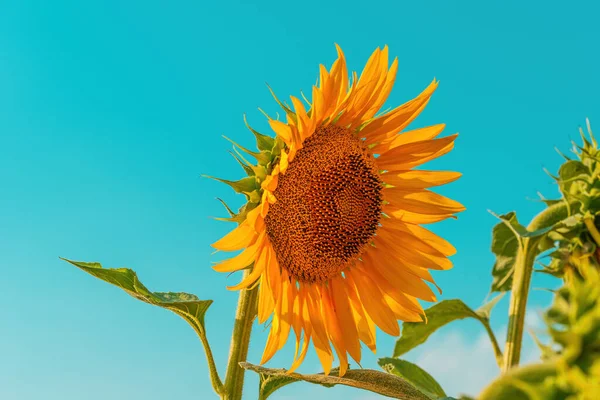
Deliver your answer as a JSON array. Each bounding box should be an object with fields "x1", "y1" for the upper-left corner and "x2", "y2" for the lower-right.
[{"x1": 265, "y1": 125, "x2": 383, "y2": 284}]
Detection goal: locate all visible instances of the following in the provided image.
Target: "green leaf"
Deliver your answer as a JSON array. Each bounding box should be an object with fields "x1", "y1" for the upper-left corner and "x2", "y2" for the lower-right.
[
  {"x1": 378, "y1": 358, "x2": 446, "y2": 399},
  {"x1": 241, "y1": 362, "x2": 432, "y2": 400},
  {"x1": 393, "y1": 298, "x2": 502, "y2": 358},
  {"x1": 61, "y1": 258, "x2": 222, "y2": 393}
]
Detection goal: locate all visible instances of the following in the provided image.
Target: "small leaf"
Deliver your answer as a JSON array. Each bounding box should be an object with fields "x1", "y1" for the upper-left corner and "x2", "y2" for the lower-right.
[
  {"x1": 241, "y1": 362, "x2": 431, "y2": 400},
  {"x1": 489, "y1": 211, "x2": 557, "y2": 292},
  {"x1": 393, "y1": 299, "x2": 500, "y2": 358},
  {"x1": 489, "y1": 212, "x2": 521, "y2": 292},
  {"x1": 378, "y1": 358, "x2": 446, "y2": 399}
]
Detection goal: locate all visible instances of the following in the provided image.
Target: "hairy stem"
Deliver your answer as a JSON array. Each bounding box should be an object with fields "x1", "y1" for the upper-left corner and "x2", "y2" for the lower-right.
[
  {"x1": 222, "y1": 270, "x2": 259, "y2": 400},
  {"x1": 502, "y1": 202, "x2": 569, "y2": 372}
]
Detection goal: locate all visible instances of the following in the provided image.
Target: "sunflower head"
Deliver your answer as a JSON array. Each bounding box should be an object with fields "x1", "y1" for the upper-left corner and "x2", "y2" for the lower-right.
[{"x1": 211, "y1": 45, "x2": 464, "y2": 376}]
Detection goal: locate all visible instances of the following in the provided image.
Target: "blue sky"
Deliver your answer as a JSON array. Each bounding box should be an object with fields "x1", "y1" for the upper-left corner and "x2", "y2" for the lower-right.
[{"x1": 1, "y1": 0, "x2": 599, "y2": 399}]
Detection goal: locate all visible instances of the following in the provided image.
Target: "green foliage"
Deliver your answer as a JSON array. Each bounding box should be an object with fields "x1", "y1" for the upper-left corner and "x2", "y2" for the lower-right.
[
  {"x1": 241, "y1": 362, "x2": 434, "y2": 400},
  {"x1": 378, "y1": 358, "x2": 446, "y2": 399}
]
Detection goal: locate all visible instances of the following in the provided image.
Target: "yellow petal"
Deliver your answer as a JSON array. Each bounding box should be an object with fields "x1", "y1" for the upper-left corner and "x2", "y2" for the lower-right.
[
  {"x1": 276, "y1": 276, "x2": 293, "y2": 351},
  {"x1": 379, "y1": 220, "x2": 452, "y2": 258},
  {"x1": 264, "y1": 241, "x2": 281, "y2": 302},
  {"x1": 260, "y1": 325, "x2": 281, "y2": 364},
  {"x1": 321, "y1": 285, "x2": 349, "y2": 376},
  {"x1": 346, "y1": 281, "x2": 377, "y2": 352},
  {"x1": 331, "y1": 276, "x2": 361, "y2": 363},
  {"x1": 375, "y1": 134, "x2": 458, "y2": 171},
  {"x1": 345, "y1": 269, "x2": 400, "y2": 336},
  {"x1": 361, "y1": 56, "x2": 399, "y2": 122},
  {"x1": 385, "y1": 295, "x2": 424, "y2": 322},
  {"x1": 383, "y1": 204, "x2": 457, "y2": 224},
  {"x1": 360, "y1": 251, "x2": 437, "y2": 302},
  {"x1": 291, "y1": 96, "x2": 315, "y2": 141},
  {"x1": 269, "y1": 119, "x2": 293, "y2": 145},
  {"x1": 261, "y1": 172, "x2": 279, "y2": 192},
  {"x1": 399, "y1": 222, "x2": 457, "y2": 256},
  {"x1": 226, "y1": 244, "x2": 268, "y2": 290},
  {"x1": 384, "y1": 189, "x2": 466, "y2": 215},
  {"x1": 257, "y1": 274, "x2": 274, "y2": 323},
  {"x1": 374, "y1": 228, "x2": 453, "y2": 270},
  {"x1": 361, "y1": 80, "x2": 438, "y2": 144},
  {"x1": 212, "y1": 231, "x2": 265, "y2": 273},
  {"x1": 212, "y1": 223, "x2": 256, "y2": 252},
  {"x1": 381, "y1": 170, "x2": 461, "y2": 189},
  {"x1": 306, "y1": 286, "x2": 333, "y2": 375},
  {"x1": 287, "y1": 332, "x2": 311, "y2": 374},
  {"x1": 333, "y1": 44, "x2": 349, "y2": 108},
  {"x1": 311, "y1": 85, "x2": 326, "y2": 127},
  {"x1": 279, "y1": 149, "x2": 289, "y2": 173},
  {"x1": 374, "y1": 124, "x2": 446, "y2": 154}
]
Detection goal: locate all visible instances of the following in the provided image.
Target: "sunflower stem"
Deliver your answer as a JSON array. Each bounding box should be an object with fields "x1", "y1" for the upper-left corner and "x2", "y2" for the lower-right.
[
  {"x1": 222, "y1": 270, "x2": 259, "y2": 400},
  {"x1": 502, "y1": 202, "x2": 569, "y2": 372}
]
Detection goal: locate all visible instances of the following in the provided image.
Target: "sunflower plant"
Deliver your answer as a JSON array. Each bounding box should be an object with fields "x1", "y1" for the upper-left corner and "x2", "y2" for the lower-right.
[{"x1": 62, "y1": 46, "x2": 599, "y2": 400}]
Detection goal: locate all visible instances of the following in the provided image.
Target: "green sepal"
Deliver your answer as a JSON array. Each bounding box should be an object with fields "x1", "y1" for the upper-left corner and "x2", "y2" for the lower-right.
[
  {"x1": 222, "y1": 135, "x2": 272, "y2": 166},
  {"x1": 229, "y1": 151, "x2": 255, "y2": 176},
  {"x1": 216, "y1": 197, "x2": 237, "y2": 218},
  {"x1": 270, "y1": 137, "x2": 285, "y2": 158},
  {"x1": 243, "y1": 113, "x2": 276, "y2": 152},
  {"x1": 214, "y1": 201, "x2": 260, "y2": 224},
  {"x1": 246, "y1": 190, "x2": 262, "y2": 204},
  {"x1": 266, "y1": 83, "x2": 297, "y2": 124},
  {"x1": 204, "y1": 175, "x2": 259, "y2": 195}
]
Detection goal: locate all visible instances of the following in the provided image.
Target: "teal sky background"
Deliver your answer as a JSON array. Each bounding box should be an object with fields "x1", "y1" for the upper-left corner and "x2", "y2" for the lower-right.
[{"x1": 1, "y1": 1, "x2": 599, "y2": 399}]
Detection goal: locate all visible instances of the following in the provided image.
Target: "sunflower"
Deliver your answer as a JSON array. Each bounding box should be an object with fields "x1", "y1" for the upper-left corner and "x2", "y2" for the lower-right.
[{"x1": 211, "y1": 45, "x2": 464, "y2": 376}]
